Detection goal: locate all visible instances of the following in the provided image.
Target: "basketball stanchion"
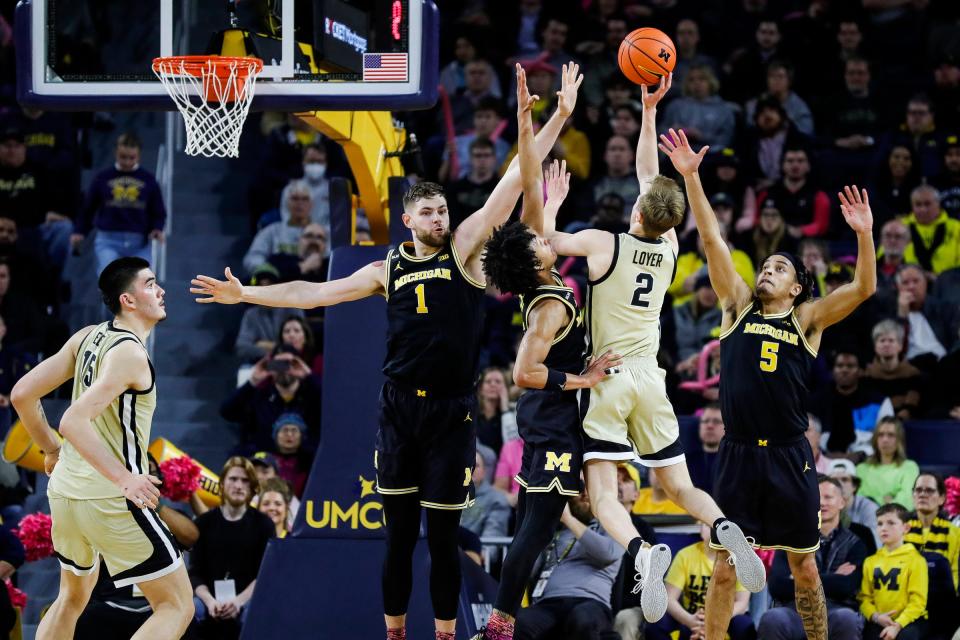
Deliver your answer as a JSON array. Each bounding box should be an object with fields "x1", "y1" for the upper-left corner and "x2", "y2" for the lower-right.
[{"x1": 152, "y1": 55, "x2": 263, "y2": 158}]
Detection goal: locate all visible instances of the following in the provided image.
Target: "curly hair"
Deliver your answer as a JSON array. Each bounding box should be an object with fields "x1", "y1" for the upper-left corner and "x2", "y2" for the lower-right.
[{"x1": 482, "y1": 221, "x2": 542, "y2": 296}]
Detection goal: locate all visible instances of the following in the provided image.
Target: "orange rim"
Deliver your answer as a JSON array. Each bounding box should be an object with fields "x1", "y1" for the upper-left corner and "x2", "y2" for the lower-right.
[{"x1": 152, "y1": 55, "x2": 264, "y2": 78}]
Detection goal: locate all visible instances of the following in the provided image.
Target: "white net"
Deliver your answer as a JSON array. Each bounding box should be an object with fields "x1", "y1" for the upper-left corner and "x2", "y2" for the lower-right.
[{"x1": 152, "y1": 56, "x2": 263, "y2": 158}]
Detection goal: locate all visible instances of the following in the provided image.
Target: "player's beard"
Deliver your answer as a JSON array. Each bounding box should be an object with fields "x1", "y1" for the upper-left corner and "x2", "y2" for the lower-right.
[{"x1": 415, "y1": 226, "x2": 449, "y2": 248}]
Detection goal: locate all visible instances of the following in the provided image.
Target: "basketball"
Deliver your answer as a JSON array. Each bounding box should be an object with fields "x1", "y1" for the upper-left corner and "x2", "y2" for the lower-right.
[{"x1": 618, "y1": 27, "x2": 676, "y2": 85}]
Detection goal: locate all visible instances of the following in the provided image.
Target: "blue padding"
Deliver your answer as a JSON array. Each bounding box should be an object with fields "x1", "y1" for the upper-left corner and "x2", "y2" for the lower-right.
[{"x1": 905, "y1": 420, "x2": 960, "y2": 469}]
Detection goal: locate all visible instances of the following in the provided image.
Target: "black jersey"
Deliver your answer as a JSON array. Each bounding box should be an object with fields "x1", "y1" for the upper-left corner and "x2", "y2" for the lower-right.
[
  {"x1": 519, "y1": 272, "x2": 586, "y2": 374},
  {"x1": 719, "y1": 302, "x2": 816, "y2": 442},
  {"x1": 382, "y1": 240, "x2": 486, "y2": 395}
]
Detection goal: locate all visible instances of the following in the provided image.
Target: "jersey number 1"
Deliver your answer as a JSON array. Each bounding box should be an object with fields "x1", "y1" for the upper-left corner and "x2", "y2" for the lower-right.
[
  {"x1": 414, "y1": 283, "x2": 429, "y2": 314},
  {"x1": 630, "y1": 273, "x2": 654, "y2": 307},
  {"x1": 760, "y1": 341, "x2": 779, "y2": 372}
]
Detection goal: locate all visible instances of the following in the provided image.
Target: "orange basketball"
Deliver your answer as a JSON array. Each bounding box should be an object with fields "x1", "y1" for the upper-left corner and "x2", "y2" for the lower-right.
[{"x1": 618, "y1": 27, "x2": 677, "y2": 85}]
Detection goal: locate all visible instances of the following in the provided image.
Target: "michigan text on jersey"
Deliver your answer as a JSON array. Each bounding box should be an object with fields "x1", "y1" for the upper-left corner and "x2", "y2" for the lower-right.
[
  {"x1": 393, "y1": 268, "x2": 452, "y2": 291},
  {"x1": 743, "y1": 322, "x2": 799, "y2": 346}
]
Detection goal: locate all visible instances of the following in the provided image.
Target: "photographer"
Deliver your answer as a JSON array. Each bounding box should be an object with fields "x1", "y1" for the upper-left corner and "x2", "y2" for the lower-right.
[{"x1": 220, "y1": 344, "x2": 322, "y2": 452}]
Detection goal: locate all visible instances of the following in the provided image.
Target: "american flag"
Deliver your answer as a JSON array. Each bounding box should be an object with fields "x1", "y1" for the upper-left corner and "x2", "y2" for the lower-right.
[{"x1": 363, "y1": 53, "x2": 408, "y2": 82}]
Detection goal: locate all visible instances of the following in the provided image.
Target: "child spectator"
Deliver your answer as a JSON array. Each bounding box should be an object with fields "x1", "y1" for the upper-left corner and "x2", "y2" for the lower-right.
[
  {"x1": 856, "y1": 418, "x2": 920, "y2": 510},
  {"x1": 646, "y1": 524, "x2": 753, "y2": 640},
  {"x1": 270, "y1": 413, "x2": 312, "y2": 499},
  {"x1": 859, "y1": 503, "x2": 929, "y2": 640}
]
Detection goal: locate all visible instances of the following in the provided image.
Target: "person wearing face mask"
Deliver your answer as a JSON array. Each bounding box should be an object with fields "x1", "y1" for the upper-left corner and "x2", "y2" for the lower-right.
[
  {"x1": 72, "y1": 132, "x2": 166, "y2": 276},
  {"x1": 298, "y1": 144, "x2": 330, "y2": 233}
]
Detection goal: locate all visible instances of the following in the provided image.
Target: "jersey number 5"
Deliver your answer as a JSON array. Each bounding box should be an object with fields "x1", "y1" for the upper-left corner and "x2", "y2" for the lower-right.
[
  {"x1": 630, "y1": 273, "x2": 654, "y2": 308},
  {"x1": 80, "y1": 350, "x2": 97, "y2": 386},
  {"x1": 760, "y1": 341, "x2": 779, "y2": 372},
  {"x1": 414, "y1": 283, "x2": 429, "y2": 314}
]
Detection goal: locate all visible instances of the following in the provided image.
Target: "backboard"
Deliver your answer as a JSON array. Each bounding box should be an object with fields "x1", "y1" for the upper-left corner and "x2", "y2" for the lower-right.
[{"x1": 16, "y1": 0, "x2": 438, "y2": 111}]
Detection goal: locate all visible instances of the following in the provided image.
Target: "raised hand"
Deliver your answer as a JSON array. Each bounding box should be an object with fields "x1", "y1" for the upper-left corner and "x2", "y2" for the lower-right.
[
  {"x1": 641, "y1": 72, "x2": 672, "y2": 110},
  {"x1": 191, "y1": 267, "x2": 244, "y2": 304},
  {"x1": 837, "y1": 185, "x2": 873, "y2": 235},
  {"x1": 516, "y1": 64, "x2": 538, "y2": 114},
  {"x1": 556, "y1": 62, "x2": 584, "y2": 118},
  {"x1": 658, "y1": 128, "x2": 709, "y2": 177},
  {"x1": 545, "y1": 159, "x2": 571, "y2": 207}
]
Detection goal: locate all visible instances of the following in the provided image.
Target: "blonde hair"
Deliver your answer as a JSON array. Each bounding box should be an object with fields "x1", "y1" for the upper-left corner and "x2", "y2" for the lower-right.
[
  {"x1": 221, "y1": 456, "x2": 261, "y2": 496},
  {"x1": 682, "y1": 64, "x2": 720, "y2": 96},
  {"x1": 638, "y1": 175, "x2": 685, "y2": 235},
  {"x1": 866, "y1": 417, "x2": 908, "y2": 466}
]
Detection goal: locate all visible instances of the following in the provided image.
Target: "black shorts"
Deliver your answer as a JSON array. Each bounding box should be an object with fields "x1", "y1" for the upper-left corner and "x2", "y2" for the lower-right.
[
  {"x1": 709, "y1": 436, "x2": 820, "y2": 553},
  {"x1": 375, "y1": 380, "x2": 477, "y2": 510},
  {"x1": 515, "y1": 389, "x2": 583, "y2": 496}
]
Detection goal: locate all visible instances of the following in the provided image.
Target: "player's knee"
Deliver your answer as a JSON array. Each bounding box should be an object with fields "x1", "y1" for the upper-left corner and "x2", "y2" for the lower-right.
[
  {"x1": 56, "y1": 588, "x2": 91, "y2": 616},
  {"x1": 788, "y1": 552, "x2": 819, "y2": 586}
]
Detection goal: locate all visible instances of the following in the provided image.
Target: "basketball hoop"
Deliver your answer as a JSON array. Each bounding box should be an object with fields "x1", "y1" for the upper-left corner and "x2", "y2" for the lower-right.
[{"x1": 152, "y1": 55, "x2": 263, "y2": 158}]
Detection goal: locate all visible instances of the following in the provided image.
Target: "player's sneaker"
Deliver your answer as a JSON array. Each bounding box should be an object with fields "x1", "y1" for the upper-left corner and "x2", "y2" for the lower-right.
[
  {"x1": 631, "y1": 543, "x2": 672, "y2": 623},
  {"x1": 716, "y1": 520, "x2": 766, "y2": 592}
]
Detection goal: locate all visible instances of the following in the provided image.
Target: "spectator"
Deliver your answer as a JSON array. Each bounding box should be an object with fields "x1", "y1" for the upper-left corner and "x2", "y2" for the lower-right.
[
  {"x1": 0, "y1": 215, "x2": 57, "y2": 308},
  {"x1": 805, "y1": 414, "x2": 834, "y2": 474},
  {"x1": 445, "y1": 138, "x2": 499, "y2": 228},
  {"x1": 537, "y1": 16, "x2": 580, "y2": 89},
  {"x1": 234, "y1": 265, "x2": 304, "y2": 363},
  {"x1": 493, "y1": 437, "x2": 523, "y2": 509},
  {"x1": 609, "y1": 104, "x2": 640, "y2": 141},
  {"x1": 258, "y1": 476, "x2": 293, "y2": 538},
  {"x1": 220, "y1": 346, "x2": 322, "y2": 451},
  {"x1": 268, "y1": 223, "x2": 329, "y2": 284},
  {"x1": 669, "y1": 227, "x2": 755, "y2": 307},
  {"x1": 248, "y1": 451, "x2": 301, "y2": 521},
  {"x1": 439, "y1": 97, "x2": 509, "y2": 183},
  {"x1": 475, "y1": 367, "x2": 518, "y2": 457},
  {"x1": 672, "y1": 275, "x2": 721, "y2": 372},
  {"x1": 870, "y1": 146, "x2": 922, "y2": 232},
  {"x1": 931, "y1": 59, "x2": 960, "y2": 132},
  {"x1": 724, "y1": 20, "x2": 783, "y2": 104},
  {"x1": 933, "y1": 134, "x2": 960, "y2": 218},
  {"x1": 700, "y1": 151, "x2": 757, "y2": 235},
  {"x1": 449, "y1": 59, "x2": 500, "y2": 135},
  {"x1": 862, "y1": 319, "x2": 922, "y2": 418},
  {"x1": 798, "y1": 238, "x2": 829, "y2": 297},
  {"x1": 886, "y1": 264, "x2": 958, "y2": 363},
  {"x1": 759, "y1": 475, "x2": 867, "y2": 640},
  {"x1": 248, "y1": 115, "x2": 325, "y2": 222},
  {"x1": 881, "y1": 95, "x2": 943, "y2": 179},
  {"x1": 875, "y1": 219, "x2": 914, "y2": 298},
  {"x1": 856, "y1": 417, "x2": 920, "y2": 510},
  {"x1": 746, "y1": 200, "x2": 797, "y2": 268},
  {"x1": 270, "y1": 413, "x2": 312, "y2": 499},
  {"x1": 297, "y1": 144, "x2": 331, "y2": 233},
  {"x1": 859, "y1": 503, "x2": 929, "y2": 640},
  {"x1": 587, "y1": 192, "x2": 629, "y2": 234},
  {"x1": 274, "y1": 316, "x2": 320, "y2": 374},
  {"x1": 0, "y1": 261, "x2": 44, "y2": 354},
  {"x1": 580, "y1": 15, "x2": 628, "y2": 108},
  {"x1": 811, "y1": 351, "x2": 890, "y2": 455},
  {"x1": 756, "y1": 148, "x2": 831, "y2": 239},
  {"x1": 514, "y1": 491, "x2": 624, "y2": 640},
  {"x1": 72, "y1": 132, "x2": 165, "y2": 276},
  {"x1": 191, "y1": 457, "x2": 274, "y2": 640},
  {"x1": 2, "y1": 106, "x2": 79, "y2": 188},
  {"x1": 439, "y1": 35, "x2": 502, "y2": 100},
  {"x1": 0, "y1": 312, "x2": 37, "y2": 436},
  {"x1": 740, "y1": 98, "x2": 810, "y2": 191},
  {"x1": 671, "y1": 19, "x2": 719, "y2": 90},
  {"x1": 0, "y1": 524, "x2": 23, "y2": 635},
  {"x1": 648, "y1": 524, "x2": 754, "y2": 640},
  {"x1": 744, "y1": 60, "x2": 815, "y2": 135},
  {"x1": 828, "y1": 459, "x2": 881, "y2": 551},
  {"x1": 660, "y1": 64, "x2": 737, "y2": 150},
  {"x1": 899, "y1": 185, "x2": 960, "y2": 274},
  {"x1": 685, "y1": 403, "x2": 723, "y2": 495},
  {"x1": 591, "y1": 135, "x2": 640, "y2": 217},
  {"x1": 459, "y1": 451, "x2": 510, "y2": 539},
  {"x1": 0, "y1": 126, "x2": 72, "y2": 269},
  {"x1": 905, "y1": 473, "x2": 959, "y2": 590},
  {"x1": 632, "y1": 466, "x2": 686, "y2": 516},
  {"x1": 243, "y1": 180, "x2": 313, "y2": 274}
]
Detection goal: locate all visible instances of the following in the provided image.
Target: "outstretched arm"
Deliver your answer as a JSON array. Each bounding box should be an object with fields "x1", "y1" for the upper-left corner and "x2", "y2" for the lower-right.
[
  {"x1": 455, "y1": 63, "x2": 583, "y2": 258},
  {"x1": 514, "y1": 301, "x2": 621, "y2": 390},
  {"x1": 191, "y1": 262, "x2": 386, "y2": 309},
  {"x1": 636, "y1": 73, "x2": 672, "y2": 181},
  {"x1": 540, "y1": 159, "x2": 611, "y2": 258},
  {"x1": 659, "y1": 128, "x2": 752, "y2": 311},
  {"x1": 801, "y1": 186, "x2": 877, "y2": 330},
  {"x1": 517, "y1": 64, "x2": 545, "y2": 235}
]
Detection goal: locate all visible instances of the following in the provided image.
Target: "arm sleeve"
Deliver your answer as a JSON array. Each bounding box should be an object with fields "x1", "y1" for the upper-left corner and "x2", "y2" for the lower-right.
[
  {"x1": 821, "y1": 539, "x2": 867, "y2": 602},
  {"x1": 894, "y1": 553, "x2": 928, "y2": 627},
  {"x1": 799, "y1": 191, "x2": 831, "y2": 237},
  {"x1": 858, "y1": 556, "x2": 877, "y2": 620},
  {"x1": 577, "y1": 529, "x2": 625, "y2": 566}
]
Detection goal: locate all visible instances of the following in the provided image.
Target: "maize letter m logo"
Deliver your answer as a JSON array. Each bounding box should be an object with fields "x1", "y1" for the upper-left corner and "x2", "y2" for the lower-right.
[
  {"x1": 544, "y1": 451, "x2": 572, "y2": 472},
  {"x1": 873, "y1": 567, "x2": 901, "y2": 590}
]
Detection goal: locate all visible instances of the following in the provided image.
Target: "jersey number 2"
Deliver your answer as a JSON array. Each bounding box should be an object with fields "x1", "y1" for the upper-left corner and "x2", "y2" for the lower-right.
[
  {"x1": 414, "y1": 283, "x2": 429, "y2": 314},
  {"x1": 630, "y1": 273, "x2": 654, "y2": 307},
  {"x1": 760, "y1": 341, "x2": 779, "y2": 372}
]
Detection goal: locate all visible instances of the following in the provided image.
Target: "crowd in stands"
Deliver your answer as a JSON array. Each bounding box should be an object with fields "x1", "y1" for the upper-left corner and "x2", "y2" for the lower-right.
[{"x1": 2, "y1": 0, "x2": 960, "y2": 638}]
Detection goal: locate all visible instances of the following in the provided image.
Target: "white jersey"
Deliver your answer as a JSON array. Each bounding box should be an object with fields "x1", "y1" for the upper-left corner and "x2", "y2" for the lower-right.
[{"x1": 586, "y1": 233, "x2": 676, "y2": 359}]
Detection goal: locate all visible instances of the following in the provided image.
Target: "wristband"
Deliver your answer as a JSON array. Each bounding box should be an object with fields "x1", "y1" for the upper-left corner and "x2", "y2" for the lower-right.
[{"x1": 545, "y1": 369, "x2": 567, "y2": 391}]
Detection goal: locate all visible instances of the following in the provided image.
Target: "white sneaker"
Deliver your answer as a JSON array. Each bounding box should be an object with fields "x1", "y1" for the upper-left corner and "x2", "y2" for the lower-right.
[
  {"x1": 631, "y1": 543, "x2": 672, "y2": 623},
  {"x1": 716, "y1": 520, "x2": 766, "y2": 592}
]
